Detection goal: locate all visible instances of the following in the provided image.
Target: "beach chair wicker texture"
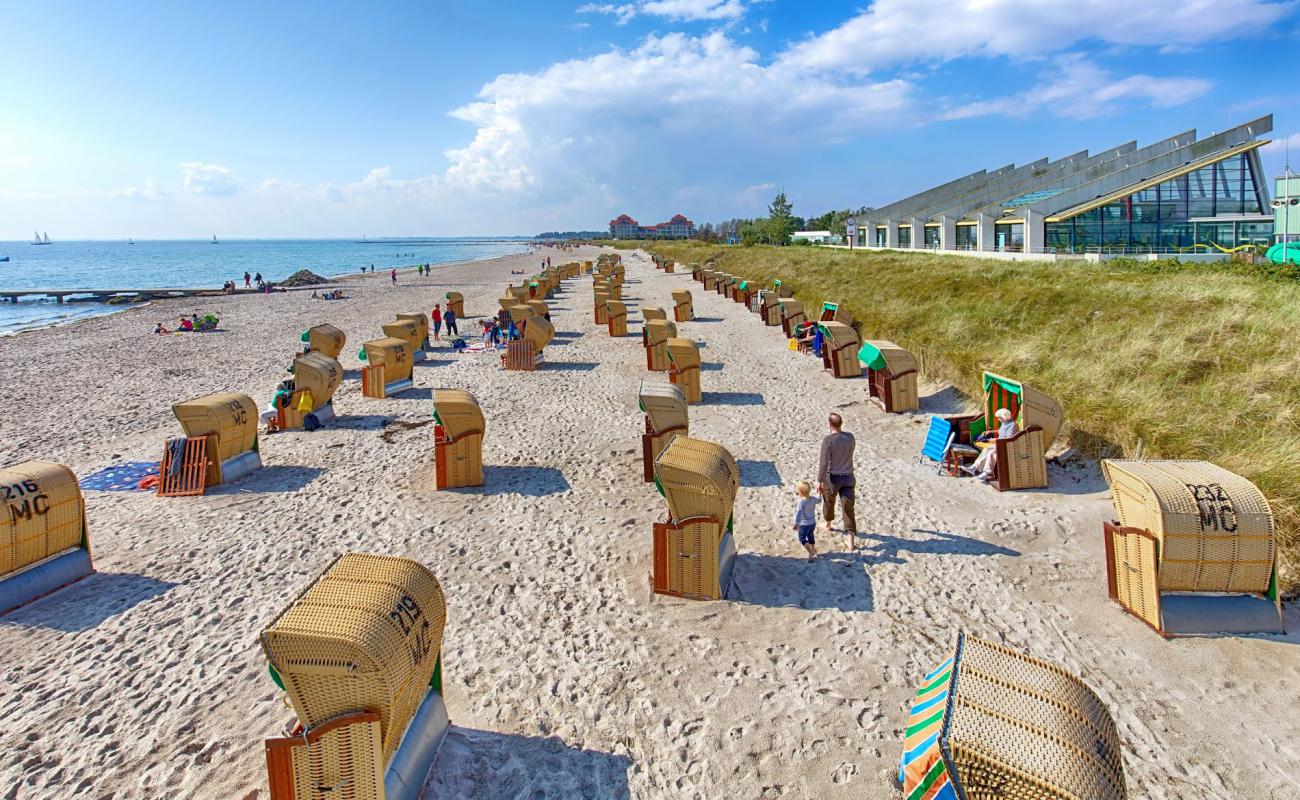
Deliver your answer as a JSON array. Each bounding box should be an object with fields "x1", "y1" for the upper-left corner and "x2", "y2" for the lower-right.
[
  {"x1": 293, "y1": 353, "x2": 343, "y2": 410},
  {"x1": 642, "y1": 306, "x2": 667, "y2": 322},
  {"x1": 265, "y1": 711, "x2": 385, "y2": 800},
  {"x1": 521, "y1": 315, "x2": 554, "y2": 354},
  {"x1": 644, "y1": 319, "x2": 677, "y2": 371},
  {"x1": 507, "y1": 285, "x2": 529, "y2": 301},
  {"x1": 260, "y1": 553, "x2": 446, "y2": 763},
  {"x1": 819, "y1": 301, "x2": 854, "y2": 327},
  {"x1": 0, "y1": 461, "x2": 88, "y2": 577},
  {"x1": 171, "y1": 393, "x2": 260, "y2": 486},
  {"x1": 395, "y1": 314, "x2": 430, "y2": 348},
  {"x1": 654, "y1": 437, "x2": 738, "y2": 525},
  {"x1": 672, "y1": 289, "x2": 693, "y2": 321},
  {"x1": 818, "y1": 321, "x2": 862, "y2": 378},
  {"x1": 639, "y1": 381, "x2": 688, "y2": 480},
  {"x1": 666, "y1": 338, "x2": 702, "y2": 403},
  {"x1": 901, "y1": 632, "x2": 1127, "y2": 800},
  {"x1": 506, "y1": 305, "x2": 533, "y2": 325},
  {"x1": 651, "y1": 437, "x2": 738, "y2": 600},
  {"x1": 362, "y1": 338, "x2": 413, "y2": 383},
  {"x1": 380, "y1": 320, "x2": 422, "y2": 357},
  {"x1": 306, "y1": 324, "x2": 346, "y2": 359},
  {"x1": 526, "y1": 300, "x2": 549, "y2": 320},
  {"x1": 859, "y1": 340, "x2": 919, "y2": 413},
  {"x1": 606, "y1": 301, "x2": 628, "y2": 337},
  {"x1": 1100, "y1": 459, "x2": 1281, "y2": 635}
]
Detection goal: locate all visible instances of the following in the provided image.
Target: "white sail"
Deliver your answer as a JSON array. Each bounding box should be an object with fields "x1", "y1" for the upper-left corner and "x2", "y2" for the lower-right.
[{"x1": 42, "y1": 232, "x2": 50, "y2": 243}]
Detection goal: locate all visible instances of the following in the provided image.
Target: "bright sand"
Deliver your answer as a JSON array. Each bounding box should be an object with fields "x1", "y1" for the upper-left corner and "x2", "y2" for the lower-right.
[{"x1": 1, "y1": 246, "x2": 1297, "y2": 799}]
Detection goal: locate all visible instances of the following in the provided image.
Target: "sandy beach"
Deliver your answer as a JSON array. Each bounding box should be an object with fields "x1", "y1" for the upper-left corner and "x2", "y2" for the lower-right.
[{"x1": 1, "y1": 245, "x2": 1298, "y2": 800}]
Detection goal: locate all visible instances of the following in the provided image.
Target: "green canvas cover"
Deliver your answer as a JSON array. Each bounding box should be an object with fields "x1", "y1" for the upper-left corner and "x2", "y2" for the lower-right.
[{"x1": 857, "y1": 341, "x2": 887, "y2": 371}]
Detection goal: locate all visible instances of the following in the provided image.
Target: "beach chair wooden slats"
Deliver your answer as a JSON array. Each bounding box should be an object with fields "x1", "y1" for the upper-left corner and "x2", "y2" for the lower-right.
[
  {"x1": 265, "y1": 711, "x2": 386, "y2": 800},
  {"x1": 433, "y1": 390, "x2": 485, "y2": 488},
  {"x1": 445, "y1": 292, "x2": 464, "y2": 317},
  {"x1": 361, "y1": 364, "x2": 387, "y2": 398},
  {"x1": 994, "y1": 427, "x2": 1048, "y2": 490},
  {"x1": 900, "y1": 632, "x2": 1127, "y2": 800},
  {"x1": 157, "y1": 437, "x2": 210, "y2": 496},
  {"x1": 593, "y1": 292, "x2": 611, "y2": 326},
  {"x1": 652, "y1": 517, "x2": 734, "y2": 601},
  {"x1": 606, "y1": 301, "x2": 628, "y2": 337},
  {"x1": 502, "y1": 339, "x2": 537, "y2": 371},
  {"x1": 306, "y1": 324, "x2": 346, "y2": 359},
  {"x1": 643, "y1": 320, "x2": 677, "y2": 372},
  {"x1": 260, "y1": 553, "x2": 447, "y2": 763},
  {"x1": 818, "y1": 321, "x2": 861, "y2": 378},
  {"x1": 0, "y1": 461, "x2": 88, "y2": 576},
  {"x1": 171, "y1": 393, "x2": 260, "y2": 486},
  {"x1": 1100, "y1": 460, "x2": 1281, "y2": 636}
]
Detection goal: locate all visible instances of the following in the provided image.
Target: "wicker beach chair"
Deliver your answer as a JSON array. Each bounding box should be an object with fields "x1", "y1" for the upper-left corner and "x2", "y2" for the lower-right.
[
  {"x1": 672, "y1": 289, "x2": 693, "y2": 322},
  {"x1": 758, "y1": 291, "x2": 782, "y2": 326},
  {"x1": 701, "y1": 270, "x2": 717, "y2": 291},
  {"x1": 281, "y1": 352, "x2": 343, "y2": 429},
  {"x1": 396, "y1": 313, "x2": 430, "y2": 351},
  {"x1": 651, "y1": 437, "x2": 739, "y2": 600},
  {"x1": 381, "y1": 320, "x2": 424, "y2": 363},
  {"x1": 639, "y1": 381, "x2": 688, "y2": 482},
  {"x1": 901, "y1": 632, "x2": 1127, "y2": 800},
  {"x1": 606, "y1": 300, "x2": 628, "y2": 337},
  {"x1": 818, "y1": 301, "x2": 854, "y2": 327},
  {"x1": 506, "y1": 304, "x2": 533, "y2": 326},
  {"x1": 260, "y1": 553, "x2": 451, "y2": 800},
  {"x1": 771, "y1": 279, "x2": 793, "y2": 299},
  {"x1": 818, "y1": 321, "x2": 862, "y2": 378},
  {"x1": 360, "y1": 338, "x2": 414, "y2": 399},
  {"x1": 642, "y1": 306, "x2": 667, "y2": 322},
  {"x1": 304, "y1": 324, "x2": 346, "y2": 359},
  {"x1": 778, "y1": 299, "x2": 806, "y2": 337},
  {"x1": 1100, "y1": 460, "x2": 1283, "y2": 636},
  {"x1": 445, "y1": 292, "x2": 464, "y2": 317},
  {"x1": 859, "y1": 340, "x2": 919, "y2": 413},
  {"x1": 506, "y1": 285, "x2": 529, "y2": 301},
  {"x1": 593, "y1": 290, "x2": 611, "y2": 326},
  {"x1": 0, "y1": 460, "x2": 95, "y2": 614},
  {"x1": 526, "y1": 299, "x2": 549, "y2": 320},
  {"x1": 666, "y1": 338, "x2": 702, "y2": 404},
  {"x1": 432, "y1": 390, "x2": 485, "y2": 488},
  {"x1": 643, "y1": 319, "x2": 678, "y2": 372},
  {"x1": 943, "y1": 371, "x2": 1063, "y2": 490},
  {"x1": 170, "y1": 393, "x2": 262, "y2": 486}
]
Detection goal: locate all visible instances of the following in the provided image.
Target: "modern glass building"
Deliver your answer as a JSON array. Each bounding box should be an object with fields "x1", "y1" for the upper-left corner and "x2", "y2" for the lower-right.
[{"x1": 857, "y1": 116, "x2": 1275, "y2": 256}]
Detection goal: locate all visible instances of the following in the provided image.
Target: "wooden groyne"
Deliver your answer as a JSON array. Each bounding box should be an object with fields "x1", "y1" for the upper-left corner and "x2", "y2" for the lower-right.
[{"x1": 0, "y1": 286, "x2": 318, "y2": 304}]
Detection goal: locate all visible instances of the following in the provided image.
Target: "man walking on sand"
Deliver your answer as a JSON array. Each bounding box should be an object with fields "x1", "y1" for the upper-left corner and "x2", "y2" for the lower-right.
[
  {"x1": 391, "y1": 268, "x2": 397, "y2": 285},
  {"x1": 817, "y1": 412, "x2": 857, "y2": 551}
]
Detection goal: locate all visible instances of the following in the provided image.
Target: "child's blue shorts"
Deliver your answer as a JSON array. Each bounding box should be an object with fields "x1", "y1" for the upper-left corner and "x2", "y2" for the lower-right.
[{"x1": 797, "y1": 524, "x2": 816, "y2": 545}]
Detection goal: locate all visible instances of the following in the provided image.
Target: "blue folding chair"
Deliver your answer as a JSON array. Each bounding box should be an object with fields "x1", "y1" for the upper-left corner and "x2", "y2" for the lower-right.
[{"x1": 920, "y1": 415, "x2": 977, "y2": 475}]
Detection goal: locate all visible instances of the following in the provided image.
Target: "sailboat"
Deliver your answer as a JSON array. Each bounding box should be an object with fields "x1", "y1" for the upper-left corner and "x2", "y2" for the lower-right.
[
  {"x1": 32, "y1": 231, "x2": 51, "y2": 246},
  {"x1": 211, "y1": 234, "x2": 219, "y2": 244},
  {"x1": 128, "y1": 237, "x2": 134, "y2": 245}
]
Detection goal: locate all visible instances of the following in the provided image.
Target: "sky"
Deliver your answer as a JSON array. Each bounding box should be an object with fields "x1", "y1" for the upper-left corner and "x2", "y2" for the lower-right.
[{"x1": 2, "y1": 0, "x2": 1298, "y2": 238}]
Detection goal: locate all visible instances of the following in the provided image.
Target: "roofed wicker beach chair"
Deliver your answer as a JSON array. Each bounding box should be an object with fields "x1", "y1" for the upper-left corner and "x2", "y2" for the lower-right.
[
  {"x1": 606, "y1": 300, "x2": 628, "y2": 337},
  {"x1": 900, "y1": 631, "x2": 1127, "y2": 800},
  {"x1": 859, "y1": 340, "x2": 919, "y2": 413},
  {"x1": 1101, "y1": 460, "x2": 1283, "y2": 636},
  {"x1": 651, "y1": 437, "x2": 739, "y2": 600},
  {"x1": 663, "y1": 259, "x2": 675, "y2": 273},
  {"x1": 772, "y1": 279, "x2": 793, "y2": 298},
  {"x1": 666, "y1": 338, "x2": 702, "y2": 404},
  {"x1": 818, "y1": 301, "x2": 854, "y2": 327},
  {"x1": 445, "y1": 291, "x2": 464, "y2": 317},
  {"x1": 672, "y1": 288, "x2": 693, "y2": 322},
  {"x1": 397, "y1": 313, "x2": 431, "y2": 352},
  {"x1": 639, "y1": 380, "x2": 688, "y2": 482},
  {"x1": 360, "y1": 338, "x2": 414, "y2": 399},
  {"x1": 593, "y1": 289, "x2": 611, "y2": 326},
  {"x1": 0, "y1": 460, "x2": 94, "y2": 615},
  {"x1": 778, "y1": 298, "x2": 806, "y2": 337},
  {"x1": 280, "y1": 352, "x2": 343, "y2": 429},
  {"x1": 526, "y1": 299, "x2": 549, "y2": 320},
  {"x1": 758, "y1": 290, "x2": 782, "y2": 326},
  {"x1": 701, "y1": 269, "x2": 717, "y2": 291},
  {"x1": 302, "y1": 323, "x2": 346, "y2": 359},
  {"x1": 719, "y1": 275, "x2": 737, "y2": 297},
  {"x1": 168, "y1": 393, "x2": 262, "y2": 491},
  {"x1": 506, "y1": 285, "x2": 529, "y2": 301},
  {"x1": 261, "y1": 553, "x2": 451, "y2": 800},
  {"x1": 943, "y1": 371, "x2": 1063, "y2": 490},
  {"x1": 733, "y1": 279, "x2": 753, "y2": 306},
  {"x1": 381, "y1": 319, "x2": 426, "y2": 364},
  {"x1": 643, "y1": 319, "x2": 678, "y2": 372},
  {"x1": 506, "y1": 304, "x2": 533, "y2": 326},
  {"x1": 642, "y1": 306, "x2": 667, "y2": 322},
  {"x1": 818, "y1": 321, "x2": 862, "y2": 378},
  {"x1": 432, "y1": 389, "x2": 485, "y2": 488},
  {"x1": 504, "y1": 315, "x2": 554, "y2": 371}
]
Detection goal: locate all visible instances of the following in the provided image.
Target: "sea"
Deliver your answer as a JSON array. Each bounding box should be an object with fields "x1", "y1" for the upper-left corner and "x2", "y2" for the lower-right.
[{"x1": 0, "y1": 238, "x2": 533, "y2": 334}]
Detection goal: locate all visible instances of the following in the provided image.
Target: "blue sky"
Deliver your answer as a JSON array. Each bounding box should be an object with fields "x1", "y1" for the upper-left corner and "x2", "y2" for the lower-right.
[{"x1": 2, "y1": 0, "x2": 1298, "y2": 238}]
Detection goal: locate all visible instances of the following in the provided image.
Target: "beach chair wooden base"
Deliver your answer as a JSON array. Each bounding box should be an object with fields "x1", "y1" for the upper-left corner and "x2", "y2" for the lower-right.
[
  {"x1": 642, "y1": 422, "x2": 687, "y2": 483},
  {"x1": 673, "y1": 305, "x2": 692, "y2": 322},
  {"x1": 867, "y1": 367, "x2": 919, "y2": 413},
  {"x1": 502, "y1": 340, "x2": 537, "y2": 371},
  {"x1": 992, "y1": 426, "x2": 1047, "y2": 491},
  {"x1": 667, "y1": 365, "x2": 701, "y2": 404},
  {"x1": 651, "y1": 516, "x2": 735, "y2": 601},
  {"x1": 158, "y1": 437, "x2": 209, "y2": 497},
  {"x1": 608, "y1": 315, "x2": 628, "y2": 337},
  {"x1": 361, "y1": 365, "x2": 388, "y2": 399},
  {"x1": 266, "y1": 711, "x2": 386, "y2": 800},
  {"x1": 646, "y1": 344, "x2": 669, "y2": 371}
]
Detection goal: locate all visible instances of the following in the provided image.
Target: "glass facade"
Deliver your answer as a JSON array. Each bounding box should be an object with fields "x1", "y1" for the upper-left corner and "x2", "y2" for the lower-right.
[
  {"x1": 1045, "y1": 153, "x2": 1265, "y2": 252},
  {"x1": 898, "y1": 226, "x2": 911, "y2": 247},
  {"x1": 923, "y1": 226, "x2": 940, "y2": 248},
  {"x1": 875, "y1": 227, "x2": 886, "y2": 247},
  {"x1": 955, "y1": 225, "x2": 977, "y2": 250},
  {"x1": 994, "y1": 222, "x2": 1023, "y2": 251}
]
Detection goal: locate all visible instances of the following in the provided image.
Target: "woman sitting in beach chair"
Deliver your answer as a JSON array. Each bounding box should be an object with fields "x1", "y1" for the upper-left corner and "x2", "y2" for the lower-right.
[{"x1": 963, "y1": 408, "x2": 1016, "y2": 482}]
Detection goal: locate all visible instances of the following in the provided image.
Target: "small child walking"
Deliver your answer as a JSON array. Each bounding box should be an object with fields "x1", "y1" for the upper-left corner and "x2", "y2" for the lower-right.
[{"x1": 792, "y1": 480, "x2": 821, "y2": 562}]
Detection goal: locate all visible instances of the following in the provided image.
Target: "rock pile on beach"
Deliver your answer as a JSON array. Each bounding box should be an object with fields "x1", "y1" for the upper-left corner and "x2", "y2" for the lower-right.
[{"x1": 279, "y1": 269, "x2": 329, "y2": 287}]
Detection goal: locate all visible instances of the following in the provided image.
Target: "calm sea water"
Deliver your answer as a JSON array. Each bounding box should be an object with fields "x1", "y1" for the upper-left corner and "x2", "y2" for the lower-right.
[{"x1": 0, "y1": 238, "x2": 532, "y2": 333}]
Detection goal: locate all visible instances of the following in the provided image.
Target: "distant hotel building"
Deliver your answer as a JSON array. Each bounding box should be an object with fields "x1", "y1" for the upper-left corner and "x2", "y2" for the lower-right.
[
  {"x1": 609, "y1": 213, "x2": 697, "y2": 239},
  {"x1": 856, "y1": 115, "x2": 1275, "y2": 258}
]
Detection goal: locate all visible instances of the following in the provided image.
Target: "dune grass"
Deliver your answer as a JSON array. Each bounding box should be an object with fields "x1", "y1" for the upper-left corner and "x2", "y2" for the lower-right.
[{"x1": 612, "y1": 240, "x2": 1300, "y2": 590}]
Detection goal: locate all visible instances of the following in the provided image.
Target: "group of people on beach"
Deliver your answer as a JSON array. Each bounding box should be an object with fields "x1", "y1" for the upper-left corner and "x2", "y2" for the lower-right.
[{"x1": 154, "y1": 313, "x2": 218, "y2": 335}]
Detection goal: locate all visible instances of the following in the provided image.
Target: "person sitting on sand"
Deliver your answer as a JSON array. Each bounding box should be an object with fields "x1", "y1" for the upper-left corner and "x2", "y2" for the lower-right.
[
  {"x1": 964, "y1": 408, "x2": 1017, "y2": 482},
  {"x1": 178, "y1": 316, "x2": 194, "y2": 332},
  {"x1": 154, "y1": 322, "x2": 168, "y2": 334},
  {"x1": 792, "y1": 480, "x2": 821, "y2": 562}
]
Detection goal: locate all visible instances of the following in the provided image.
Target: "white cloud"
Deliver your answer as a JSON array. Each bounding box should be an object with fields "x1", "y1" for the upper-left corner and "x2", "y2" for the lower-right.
[
  {"x1": 1261, "y1": 132, "x2": 1300, "y2": 159},
  {"x1": 579, "y1": 0, "x2": 748, "y2": 25},
  {"x1": 179, "y1": 161, "x2": 240, "y2": 196},
  {"x1": 940, "y1": 56, "x2": 1213, "y2": 121},
  {"x1": 115, "y1": 177, "x2": 169, "y2": 201},
  {"x1": 733, "y1": 181, "x2": 776, "y2": 208},
  {"x1": 780, "y1": 0, "x2": 1290, "y2": 74}
]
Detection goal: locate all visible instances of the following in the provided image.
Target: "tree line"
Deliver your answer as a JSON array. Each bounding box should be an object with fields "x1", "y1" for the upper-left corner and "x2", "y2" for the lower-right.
[{"x1": 691, "y1": 192, "x2": 872, "y2": 246}]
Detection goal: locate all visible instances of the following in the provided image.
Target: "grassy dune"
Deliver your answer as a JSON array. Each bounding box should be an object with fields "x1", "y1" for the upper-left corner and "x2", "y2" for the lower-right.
[{"x1": 613, "y1": 240, "x2": 1300, "y2": 590}]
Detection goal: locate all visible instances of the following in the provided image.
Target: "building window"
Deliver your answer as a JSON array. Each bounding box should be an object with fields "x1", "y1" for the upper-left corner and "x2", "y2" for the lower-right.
[
  {"x1": 923, "y1": 226, "x2": 940, "y2": 248},
  {"x1": 898, "y1": 227, "x2": 911, "y2": 247},
  {"x1": 875, "y1": 228, "x2": 886, "y2": 247},
  {"x1": 993, "y1": 222, "x2": 1023, "y2": 251},
  {"x1": 955, "y1": 226, "x2": 976, "y2": 250}
]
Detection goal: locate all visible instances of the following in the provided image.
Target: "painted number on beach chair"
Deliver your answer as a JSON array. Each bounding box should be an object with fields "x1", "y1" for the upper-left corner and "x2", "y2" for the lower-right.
[
  {"x1": 1187, "y1": 483, "x2": 1238, "y2": 532},
  {"x1": 224, "y1": 399, "x2": 248, "y2": 426},
  {"x1": 4, "y1": 480, "x2": 50, "y2": 525},
  {"x1": 388, "y1": 594, "x2": 434, "y2": 666}
]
